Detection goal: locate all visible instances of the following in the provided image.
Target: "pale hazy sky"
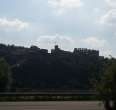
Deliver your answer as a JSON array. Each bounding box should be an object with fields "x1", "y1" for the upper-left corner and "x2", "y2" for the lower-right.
[{"x1": 0, "y1": 0, "x2": 116, "y2": 57}]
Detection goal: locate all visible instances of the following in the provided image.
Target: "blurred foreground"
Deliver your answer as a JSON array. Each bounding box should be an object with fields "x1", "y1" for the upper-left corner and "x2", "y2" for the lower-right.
[{"x1": 0, "y1": 101, "x2": 103, "y2": 110}]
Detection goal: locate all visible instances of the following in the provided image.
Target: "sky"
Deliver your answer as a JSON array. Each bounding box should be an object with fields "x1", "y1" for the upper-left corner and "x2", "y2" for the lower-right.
[{"x1": 0, "y1": 0, "x2": 116, "y2": 57}]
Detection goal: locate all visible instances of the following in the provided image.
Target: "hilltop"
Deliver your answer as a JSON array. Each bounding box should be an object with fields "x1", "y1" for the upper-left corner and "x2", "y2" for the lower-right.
[{"x1": 0, "y1": 44, "x2": 105, "y2": 91}]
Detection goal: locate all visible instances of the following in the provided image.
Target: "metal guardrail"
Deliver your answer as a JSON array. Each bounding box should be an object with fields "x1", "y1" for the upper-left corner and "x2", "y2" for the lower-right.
[{"x1": 0, "y1": 90, "x2": 98, "y2": 97}]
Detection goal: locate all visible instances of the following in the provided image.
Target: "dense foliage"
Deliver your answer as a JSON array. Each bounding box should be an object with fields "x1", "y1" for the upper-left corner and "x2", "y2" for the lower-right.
[
  {"x1": 0, "y1": 58, "x2": 11, "y2": 91},
  {"x1": 97, "y1": 58, "x2": 116, "y2": 110},
  {"x1": 0, "y1": 44, "x2": 105, "y2": 91}
]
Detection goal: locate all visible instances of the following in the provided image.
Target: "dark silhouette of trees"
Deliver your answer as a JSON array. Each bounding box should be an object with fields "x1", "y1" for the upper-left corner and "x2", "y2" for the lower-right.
[
  {"x1": 97, "y1": 58, "x2": 116, "y2": 110},
  {"x1": 0, "y1": 43, "x2": 105, "y2": 91},
  {"x1": 0, "y1": 58, "x2": 11, "y2": 91}
]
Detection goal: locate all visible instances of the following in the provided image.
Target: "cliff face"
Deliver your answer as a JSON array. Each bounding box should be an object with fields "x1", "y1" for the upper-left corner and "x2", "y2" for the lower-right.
[{"x1": 0, "y1": 44, "x2": 104, "y2": 91}]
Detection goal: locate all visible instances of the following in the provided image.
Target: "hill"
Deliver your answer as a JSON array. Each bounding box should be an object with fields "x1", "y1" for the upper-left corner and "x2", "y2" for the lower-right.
[{"x1": 0, "y1": 44, "x2": 105, "y2": 91}]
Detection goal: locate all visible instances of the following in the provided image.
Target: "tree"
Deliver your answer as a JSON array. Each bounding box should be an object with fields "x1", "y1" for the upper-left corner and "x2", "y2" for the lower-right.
[
  {"x1": 0, "y1": 58, "x2": 11, "y2": 92},
  {"x1": 97, "y1": 58, "x2": 116, "y2": 110}
]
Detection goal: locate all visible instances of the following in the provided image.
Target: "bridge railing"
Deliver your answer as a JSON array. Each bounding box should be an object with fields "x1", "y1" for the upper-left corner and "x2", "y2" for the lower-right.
[{"x1": 0, "y1": 89, "x2": 98, "y2": 97}]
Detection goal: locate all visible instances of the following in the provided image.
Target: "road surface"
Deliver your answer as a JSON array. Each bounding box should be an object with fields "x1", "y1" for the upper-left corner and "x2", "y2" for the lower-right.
[{"x1": 0, "y1": 101, "x2": 104, "y2": 110}]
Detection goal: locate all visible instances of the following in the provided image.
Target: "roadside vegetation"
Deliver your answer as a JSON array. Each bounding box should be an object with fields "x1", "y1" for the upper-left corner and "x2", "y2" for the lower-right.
[{"x1": 96, "y1": 58, "x2": 116, "y2": 110}]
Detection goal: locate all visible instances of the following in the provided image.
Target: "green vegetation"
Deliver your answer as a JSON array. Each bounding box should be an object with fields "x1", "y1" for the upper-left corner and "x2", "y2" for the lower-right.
[
  {"x1": 97, "y1": 58, "x2": 116, "y2": 110},
  {"x1": 0, "y1": 58, "x2": 11, "y2": 91},
  {"x1": 0, "y1": 44, "x2": 103, "y2": 90}
]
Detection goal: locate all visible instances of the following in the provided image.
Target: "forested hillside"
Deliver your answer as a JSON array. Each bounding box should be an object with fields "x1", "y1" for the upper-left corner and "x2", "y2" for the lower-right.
[{"x1": 0, "y1": 44, "x2": 106, "y2": 91}]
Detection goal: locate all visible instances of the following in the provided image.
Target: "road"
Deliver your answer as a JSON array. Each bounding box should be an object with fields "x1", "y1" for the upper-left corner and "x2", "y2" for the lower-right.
[{"x1": 0, "y1": 101, "x2": 104, "y2": 110}]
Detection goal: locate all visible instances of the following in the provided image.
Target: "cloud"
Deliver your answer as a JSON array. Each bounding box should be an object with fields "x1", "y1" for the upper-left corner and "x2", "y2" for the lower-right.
[
  {"x1": 48, "y1": 0, "x2": 83, "y2": 14},
  {"x1": 0, "y1": 18, "x2": 29, "y2": 31},
  {"x1": 99, "y1": 9, "x2": 116, "y2": 25},
  {"x1": 106, "y1": 0, "x2": 116, "y2": 8},
  {"x1": 35, "y1": 35, "x2": 75, "y2": 51},
  {"x1": 81, "y1": 37, "x2": 113, "y2": 57},
  {"x1": 81, "y1": 37, "x2": 107, "y2": 48},
  {"x1": 99, "y1": 0, "x2": 116, "y2": 26}
]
